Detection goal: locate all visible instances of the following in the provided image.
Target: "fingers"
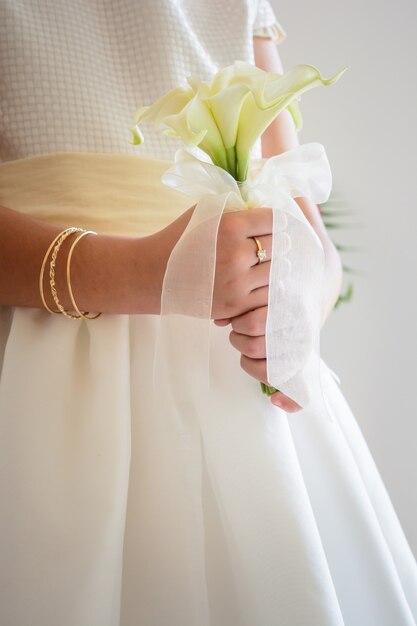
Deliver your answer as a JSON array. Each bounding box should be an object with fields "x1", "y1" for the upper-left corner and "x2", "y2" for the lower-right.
[
  {"x1": 212, "y1": 258, "x2": 269, "y2": 318},
  {"x1": 240, "y1": 207, "x2": 273, "y2": 237},
  {"x1": 217, "y1": 219, "x2": 271, "y2": 270},
  {"x1": 213, "y1": 209, "x2": 273, "y2": 319},
  {"x1": 270, "y1": 391, "x2": 302, "y2": 413},
  {"x1": 213, "y1": 304, "x2": 267, "y2": 331},
  {"x1": 230, "y1": 306, "x2": 267, "y2": 336},
  {"x1": 246, "y1": 285, "x2": 269, "y2": 312},
  {"x1": 240, "y1": 355, "x2": 302, "y2": 413},
  {"x1": 229, "y1": 330, "x2": 266, "y2": 359},
  {"x1": 215, "y1": 210, "x2": 301, "y2": 415},
  {"x1": 213, "y1": 318, "x2": 231, "y2": 326},
  {"x1": 240, "y1": 354, "x2": 268, "y2": 385},
  {"x1": 247, "y1": 234, "x2": 272, "y2": 266},
  {"x1": 249, "y1": 260, "x2": 270, "y2": 290}
]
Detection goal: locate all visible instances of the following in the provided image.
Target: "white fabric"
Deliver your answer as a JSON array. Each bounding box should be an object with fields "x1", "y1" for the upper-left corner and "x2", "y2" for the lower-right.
[
  {"x1": 253, "y1": 0, "x2": 287, "y2": 43},
  {"x1": 1, "y1": 2, "x2": 417, "y2": 626},
  {"x1": 0, "y1": 0, "x2": 284, "y2": 163}
]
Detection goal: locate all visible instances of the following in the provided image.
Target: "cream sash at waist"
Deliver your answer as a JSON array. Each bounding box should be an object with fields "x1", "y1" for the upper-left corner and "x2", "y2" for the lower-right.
[{"x1": 0, "y1": 152, "x2": 197, "y2": 237}]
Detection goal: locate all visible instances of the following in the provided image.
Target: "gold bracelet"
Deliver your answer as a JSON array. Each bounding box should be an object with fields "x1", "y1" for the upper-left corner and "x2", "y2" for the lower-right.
[
  {"x1": 49, "y1": 228, "x2": 87, "y2": 319},
  {"x1": 66, "y1": 230, "x2": 102, "y2": 320},
  {"x1": 39, "y1": 227, "x2": 84, "y2": 314}
]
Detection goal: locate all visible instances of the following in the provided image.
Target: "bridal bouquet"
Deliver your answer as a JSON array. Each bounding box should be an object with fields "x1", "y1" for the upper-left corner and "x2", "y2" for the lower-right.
[{"x1": 129, "y1": 60, "x2": 346, "y2": 404}]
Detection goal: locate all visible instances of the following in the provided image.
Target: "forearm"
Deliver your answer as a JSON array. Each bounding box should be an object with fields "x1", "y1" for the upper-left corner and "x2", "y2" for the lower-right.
[
  {"x1": 0, "y1": 203, "x2": 166, "y2": 315},
  {"x1": 2, "y1": 198, "x2": 279, "y2": 321}
]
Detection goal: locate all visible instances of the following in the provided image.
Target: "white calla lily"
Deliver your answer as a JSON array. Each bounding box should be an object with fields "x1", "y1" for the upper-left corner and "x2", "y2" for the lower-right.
[
  {"x1": 130, "y1": 60, "x2": 347, "y2": 181},
  {"x1": 211, "y1": 62, "x2": 347, "y2": 180},
  {"x1": 163, "y1": 95, "x2": 229, "y2": 170},
  {"x1": 128, "y1": 85, "x2": 195, "y2": 145}
]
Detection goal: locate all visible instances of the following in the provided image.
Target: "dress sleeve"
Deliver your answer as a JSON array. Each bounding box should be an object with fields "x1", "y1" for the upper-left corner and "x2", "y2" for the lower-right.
[{"x1": 252, "y1": 0, "x2": 287, "y2": 44}]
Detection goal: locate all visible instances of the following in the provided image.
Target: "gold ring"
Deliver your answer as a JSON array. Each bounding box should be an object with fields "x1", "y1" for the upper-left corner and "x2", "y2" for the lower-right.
[{"x1": 253, "y1": 237, "x2": 267, "y2": 264}]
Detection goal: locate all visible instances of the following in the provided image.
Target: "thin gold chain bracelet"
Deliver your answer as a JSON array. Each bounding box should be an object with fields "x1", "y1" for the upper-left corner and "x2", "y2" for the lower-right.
[
  {"x1": 49, "y1": 228, "x2": 87, "y2": 319},
  {"x1": 39, "y1": 227, "x2": 84, "y2": 314}
]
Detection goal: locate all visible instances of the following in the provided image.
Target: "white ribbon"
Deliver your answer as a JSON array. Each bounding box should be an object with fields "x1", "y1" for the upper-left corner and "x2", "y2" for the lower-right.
[{"x1": 153, "y1": 141, "x2": 334, "y2": 423}]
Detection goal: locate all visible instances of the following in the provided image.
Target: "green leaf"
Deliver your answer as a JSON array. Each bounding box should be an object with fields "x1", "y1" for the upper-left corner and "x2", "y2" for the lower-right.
[
  {"x1": 335, "y1": 282, "x2": 354, "y2": 308},
  {"x1": 324, "y1": 222, "x2": 363, "y2": 229},
  {"x1": 342, "y1": 265, "x2": 362, "y2": 275},
  {"x1": 321, "y1": 209, "x2": 356, "y2": 217},
  {"x1": 334, "y1": 243, "x2": 362, "y2": 252}
]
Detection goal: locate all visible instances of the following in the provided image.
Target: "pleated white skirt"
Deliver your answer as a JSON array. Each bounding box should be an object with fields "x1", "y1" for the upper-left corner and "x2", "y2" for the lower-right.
[{"x1": 0, "y1": 153, "x2": 416, "y2": 626}]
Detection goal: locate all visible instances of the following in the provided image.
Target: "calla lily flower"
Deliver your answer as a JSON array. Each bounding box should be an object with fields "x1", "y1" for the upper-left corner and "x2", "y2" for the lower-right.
[
  {"x1": 129, "y1": 85, "x2": 195, "y2": 145},
  {"x1": 130, "y1": 60, "x2": 347, "y2": 181},
  {"x1": 234, "y1": 63, "x2": 347, "y2": 180},
  {"x1": 163, "y1": 94, "x2": 229, "y2": 170}
]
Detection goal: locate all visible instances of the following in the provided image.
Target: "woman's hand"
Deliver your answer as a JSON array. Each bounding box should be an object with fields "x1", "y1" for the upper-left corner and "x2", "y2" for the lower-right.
[
  {"x1": 158, "y1": 203, "x2": 301, "y2": 411},
  {"x1": 211, "y1": 207, "x2": 273, "y2": 320},
  {"x1": 214, "y1": 307, "x2": 302, "y2": 413},
  {"x1": 211, "y1": 207, "x2": 301, "y2": 412}
]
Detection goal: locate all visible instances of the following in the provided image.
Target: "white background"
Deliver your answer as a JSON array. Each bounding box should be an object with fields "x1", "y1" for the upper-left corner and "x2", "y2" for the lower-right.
[{"x1": 270, "y1": 0, "x2": 417, "y2": 556}]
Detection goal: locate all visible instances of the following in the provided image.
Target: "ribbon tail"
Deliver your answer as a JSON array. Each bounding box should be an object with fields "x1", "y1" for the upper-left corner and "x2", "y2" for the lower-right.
[
  {"x1": 153, "y1": 190, "x2": 231, "y2": 409},
  {"x1": 266, "y1": 190, "x2": 335, "y2": 423}
]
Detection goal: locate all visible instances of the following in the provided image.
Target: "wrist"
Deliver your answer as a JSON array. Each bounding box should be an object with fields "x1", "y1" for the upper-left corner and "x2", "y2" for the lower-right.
[
  {"x1": 52, "y1": 231, "x2": 161, "y2": 316},
  {"x1": 113, "y1": 233, "x2": 168, "y2": 316},
  {"x1": 65, "y1": 221, "x2": 184, "y2": 316},
  {"x1": 129, "y1": 233, "x2": 166, "y2": 315}
]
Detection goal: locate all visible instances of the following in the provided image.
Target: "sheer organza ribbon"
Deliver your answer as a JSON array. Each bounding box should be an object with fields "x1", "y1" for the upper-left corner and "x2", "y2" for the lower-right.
[{"x1": 153, "y1": 142, "x2": 334, "y2": 424}]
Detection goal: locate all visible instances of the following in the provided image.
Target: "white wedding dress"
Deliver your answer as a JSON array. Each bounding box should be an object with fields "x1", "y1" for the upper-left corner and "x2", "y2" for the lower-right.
[{"x1": 0, "y1": 1, "x2": 416, "y2": 625}]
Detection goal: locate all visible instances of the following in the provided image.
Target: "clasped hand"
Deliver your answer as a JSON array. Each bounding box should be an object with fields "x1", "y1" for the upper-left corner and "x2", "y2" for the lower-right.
[{"x1": 212, "y1": 207, "x2": 302, "y2": 413}]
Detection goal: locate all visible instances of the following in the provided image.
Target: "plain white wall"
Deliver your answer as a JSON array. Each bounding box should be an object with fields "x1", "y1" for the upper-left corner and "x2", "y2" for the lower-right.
[{"x1": 269, "y1": 0, "x2": 417, "y2": 556}]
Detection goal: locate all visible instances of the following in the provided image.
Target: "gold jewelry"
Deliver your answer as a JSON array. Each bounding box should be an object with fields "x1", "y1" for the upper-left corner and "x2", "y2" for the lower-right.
[
  {"x1": 66, "y1": 230, "x2": 102, "y2": 320},
  {"x1": 39, "y1": 227, "x2": 84, "y2": 314},
  {"x1": 253, "y1": 236, "x2": 267, "y2": 264},
  {"x1": 49, "y1": 228, "x2": 86, "y2": 319}
]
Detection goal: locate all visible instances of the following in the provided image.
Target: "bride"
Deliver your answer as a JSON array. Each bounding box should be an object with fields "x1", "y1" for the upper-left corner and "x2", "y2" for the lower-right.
[{"x1": 0, "y1": 1, "x2": 416, "y2": 625}]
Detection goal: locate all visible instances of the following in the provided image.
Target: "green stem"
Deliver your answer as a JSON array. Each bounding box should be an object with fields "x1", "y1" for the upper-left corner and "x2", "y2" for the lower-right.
[
  {"x1": 225, "y1": 146, "x2": 237, "y2": 179},
  {"x1": 260, "y1": 382, "x2": 279, "y2": 397},
  {"x1": 236, "y1": 152, "x2": 250, "y2": 182},
  {"x1": 237, "y1": 180, "x2": 248, "y2": 203}
]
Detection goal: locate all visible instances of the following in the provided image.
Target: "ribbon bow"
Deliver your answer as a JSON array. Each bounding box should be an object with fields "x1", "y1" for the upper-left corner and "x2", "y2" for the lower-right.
[{"x1": 153, "y1": 142, "x2": 334, "y2": 423}]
